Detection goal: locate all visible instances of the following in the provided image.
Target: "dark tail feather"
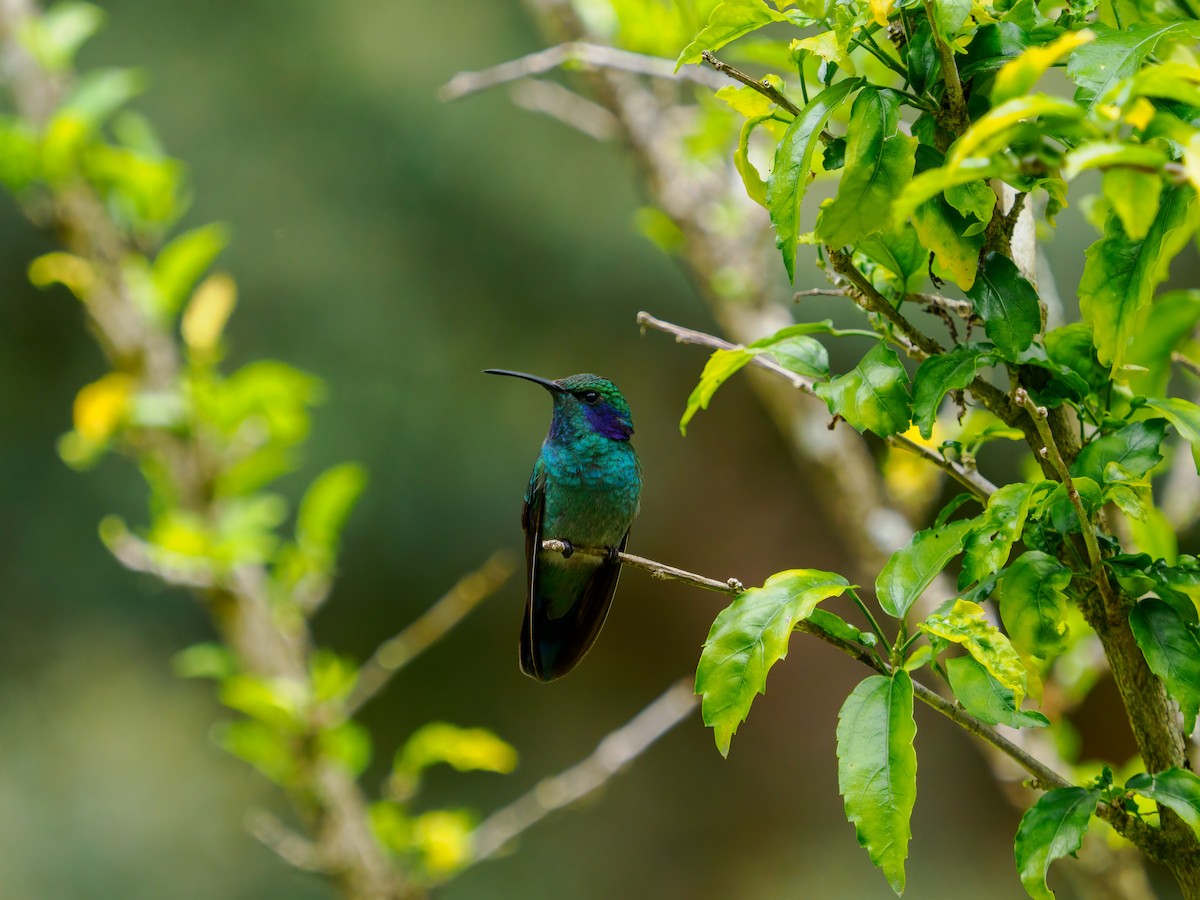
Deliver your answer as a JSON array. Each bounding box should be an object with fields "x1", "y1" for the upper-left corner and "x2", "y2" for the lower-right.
[{"x1": 520, "y1": 537, "x2": 627, "y2": 681}]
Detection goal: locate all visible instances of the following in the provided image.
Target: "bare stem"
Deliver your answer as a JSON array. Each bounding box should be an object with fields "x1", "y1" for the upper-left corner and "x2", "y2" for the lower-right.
[
  {"x1": 700, "y1": 50, "x2": 801, "y2": 116},
  {"x1": 348, "y1": 552, "x2": 515, "y2": 713},
  {"x1": 542, "y1": 539, "x2": 743, "y2": 594},
  {"x1": 468, "y1": 678, "x2": 699, "y2": 865},
  {"x1": 440, "y1": 42, "x2": 725, "y2": 102}
]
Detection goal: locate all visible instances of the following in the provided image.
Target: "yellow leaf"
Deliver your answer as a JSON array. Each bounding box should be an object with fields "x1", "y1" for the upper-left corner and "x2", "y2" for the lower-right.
[
  {"x1": 1124, "y1": 97, "x2": 1156, "y2": 131},
  {"x1": 885, "y1": 423, "x2": 945, "y2": 515},
  {"x1": 412, "y1": 810, "x2": 474, "y2": 876},
  {"x1": 28, "y1": 251, "x2": 94, "y2": 301},
  {"x1": 1182, "y1": 133, "x2": 1200, "y2": 193},
  {"x1": 922, "y1": 599, "x2": 1028, "y2": 707},
  {"x1": 870, "y1": 0, "x2": 893, "y2": 26},
  {"x1": 789, "y1": 31, "x2": 856, "y2": 75},
  {"x1": 181, "y1": 273, "x2": 237, "y2": 353},
  {"x1": 991, "y1": 30, "x2": 1094, "y2": 106},
  {"x1": 73, "y1": 372, "x2": 135, "y2": 443}
]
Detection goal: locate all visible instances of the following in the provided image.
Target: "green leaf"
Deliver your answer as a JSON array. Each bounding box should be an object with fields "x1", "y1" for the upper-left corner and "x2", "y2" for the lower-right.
[
  {"x1": 858, "y1": 224, "x2": 926, "y2": 294},
  {"x1": 950, "y1": 94, "x2": 1082, "y2": 166},
  {"x1": 876, "y1": 519, "x2": 974, "y2": 618},
  {"x1": 944, "y1": 179, "x2": 995, "y2": 232},
  {"x1": 21, "y1": 1, "x2": 105, "y2": 72},
  {"x1": 1079, "y1": 182, "x2": 1200, "y2": 370},
  {"x1": 1129, "y1": 598, "x2": 1200, "y2": 734},
  {"x1": 1014, "y1": 787, "x2": 1100, "y2": 900},
  {"x1": 680, "y1": 347, "x2": 754, "y2": 435},
  {"x1": 1127, "y1": 290, "x2": 1200, "y2": 398},
  {"x1": 911, "y1": 346, "x2": 993, "y2": 440},
  {"x1": 152, "y1": 223, "x2": 230, "y2": 316},
  {"x1": 1067, "y1": 22, "x2": 1200, "y2": 111},
  {"x1": 930, "y1": 0, "x2": 971, "y2": 43},
  {"x1": 836, "y1": 671, "x2": 917, "y2": 896},
  {"x1": 1142, "y1": 398, "x2": 1200, "y2": 473},
  {"x1": 1062, "y1": 141, "x2": 1170, "y2": 180},
  {"x1": 1044, "y1": 323, "x2": 1109, "y2": 394},
  {"x1": 320, "y1": 720, "x2": 372, "y2": 776},
  {"x1": 697, "y1": 569, "x2": 851, "y2": 756},
  {"x1": 676, "y1": 0, "x2": 789, "y2": 69},
  {"x1": 815, "y1": 89, "x2": 917, "y2": 248},
  {"x1": 396, "y1": 722, "x2": 519, "y2": 776},
  {"x1": 1071, "y1": 419, "x2": 1166, "y2": 485},
  {"x1": 946, "y1": 655, "x2": 1050, "y2": 729},
  {"x1": 991, "y1": 29, "x2": 1096, "y2": 106},
  {"x1": 1000, "y1": 551, "x2": 1072, "y2": 659},
  {"x1": 296, "y1": 462, "x2": 369, "y2": 561},
  {"x1": 171, "y1": 642, "x2": 237, "y2": 681},
  {"x1": 1104, "y1": 168, "x2": 1162, "y2": 243},
  {"x1": 922, "y1": 599, "x2": 1028, "y2": 705},
  {"x1": 966, "y1": 252, "x2": 1042, "y2": 360},
  {"x1": 734, "y1": 113, "x2": 772, "y2": 206},
  {"x1": 213, "y1": 719, "x2": 296, "y2": 785},
  {"x1": 1127, "y1": 768, "x2": 1200, "y2": 838},
  {"x1": 910, "y1": 196, "x2": 984, "y2": 291},
  {"x1": 766, "y1": 79, "x2": 861, "y2": 282},
  {"x1": 814, "y1": 342, "x2": 911, "y2": 438},
  {"x1": 56, "y1": 67, "x2": 146, "y2": 128},
  {"x1": 809, "y1": 608, "x2": 877, "y2": 647},
  {"x1": 961, "y1": 482, "x2": 1042, "y2": 588}
]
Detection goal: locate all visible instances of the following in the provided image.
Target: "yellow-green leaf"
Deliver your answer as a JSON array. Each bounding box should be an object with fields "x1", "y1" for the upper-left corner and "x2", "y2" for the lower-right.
[{"x1": 922, "y1": 599, "x2": 1028, "y2": 706}]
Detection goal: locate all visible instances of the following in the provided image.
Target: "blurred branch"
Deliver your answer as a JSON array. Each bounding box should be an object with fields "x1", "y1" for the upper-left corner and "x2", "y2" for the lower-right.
[
  {"x1": 247, "y1": 810, "x2": 325, "y2": 873},
  {"x1": 541, "y1": 539, "x2": 744, "y2": 593},
  {"x1": 469, "y1": 678, "x2": 698, "y2": 864},
  {"x1": 439, "y1": 42, "x2": 724, "y2": 102},
  {"x1": 348, "y1": 552, "x2": 515, "y2": 714},
  {"x1": 508, "y1": 79, "x2": 617, "y2": 140},
  {"x1": 636, "y1": 311, "x2": 996, "y2": 501}
]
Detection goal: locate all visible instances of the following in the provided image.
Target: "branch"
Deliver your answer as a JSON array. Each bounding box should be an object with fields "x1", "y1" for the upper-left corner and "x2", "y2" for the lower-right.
[
  {"x1": 825, "y1": 247, "x2": 943, "y2": 359},
  {"x1": 542, "y1": 539, "x2": 744, "y2": 593},
  {"x1": 508, "y1": 79, "x2": 617, "y2": 140},
  {"x1": 469, "y1": 678, "x2": 698, "y2": 864},
  {"x1": 348, "y1": 552, "x2": 515, "y2": 714},
  {"x1": 439, "y1": 42, "x2": 725, "y2": 101},
  {"x1": 920, "y1": 0, "x2": 968, "y2": 133},
  {"x1": 637, "y1": 310, "x2": 995, "y2": 500},
  {"x1": 700, "y1": 50, "x2": 801, "y2": 116}
]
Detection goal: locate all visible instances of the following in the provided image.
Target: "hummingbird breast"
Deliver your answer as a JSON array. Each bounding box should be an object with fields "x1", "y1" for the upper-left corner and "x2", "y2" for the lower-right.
[{"x1": 539, "y1": 438, "x2": 641, "y2": 549}]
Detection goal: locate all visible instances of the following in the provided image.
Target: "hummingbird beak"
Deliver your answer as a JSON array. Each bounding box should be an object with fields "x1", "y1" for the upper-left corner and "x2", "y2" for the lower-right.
[{"x1": 483, "y1": 369, "x2": 567, "y2": 394}]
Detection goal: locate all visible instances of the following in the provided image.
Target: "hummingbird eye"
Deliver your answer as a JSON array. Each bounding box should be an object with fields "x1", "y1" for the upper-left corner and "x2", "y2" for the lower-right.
[{"x1": 580, "y1": 390, "x2": 601, "y2": 405}]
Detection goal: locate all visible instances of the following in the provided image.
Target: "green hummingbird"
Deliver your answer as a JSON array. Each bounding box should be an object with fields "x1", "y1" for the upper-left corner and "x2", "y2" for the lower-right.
[{"x1": 485, "y1": 369, "x2": 642, "y2": 681}]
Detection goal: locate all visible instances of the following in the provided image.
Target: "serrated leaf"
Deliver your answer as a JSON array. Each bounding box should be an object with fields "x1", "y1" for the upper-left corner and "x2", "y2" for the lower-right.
[
  {"x1": 1014, "y1": 787, "x2": 1100, "y2": 900},
  {"x1": 858, "y1": 224, "x2": 926, "y2": 294},
  {"x1": 922, "y1": 599, "x2": 1028, "y2": 706},
  {"x1": 966, "y1": 252, "x2": 1042, "y2": 359},
  {"x1": 946, "y1": 655, "x2": 1050, "y2": 728},
  {"x1": 1000, "y1": 551, "x2": 1072, "y2": 659},
  {"x1": 1142, "y1": 398, "x2": 1200, "y2": 473},
  {"x1": 910, "y1": 196, "x2": 984, "y2": 290},
  {"x1": 809, "y1": 608, "x2": 877, "y2": 647},
  {"x1": 877, "y1": 519, "x2": 974, "y2": 618},
  {"x1": 1127, "y1": 768, "x2": 1200, "y2": 838},
  {"x1": 951, "y1": 94, "x2": 1082, "y2": 166},
  {"x1": 961, "y1": 482, "x2": 1041, "y2": 588},
  {"x1": 1071, "y1": 419, "x2": 1166, "y2": 485},
  {"x1": 1067, "y1": 22, "x2": 1200, "y2": 110},
  {"x1": 837, "y1": 671, "x2": 917, "y2": 896},
  {"x1": 930, "y1": 0, "x2": 971, "y2": 43},
  {"x1": 1044, "y1": 323, "x2": 1109, "y2": 393},
  {"x1": 697, "y1": 569, "x2": 851, "y2": 756},
  {"x1": 992, "y1": 29, "x2": 1095, "y2": 106},
  {"x1": 675, "y1": 0, "x2": 788, "y2": 69},
  {"x1": 1080, "y1": 182, "x2": 1200, "y2": 370},
  {"x1": 767, "y1": 79, "x2": 861, "y2": 282},
  {"x1": 911, "y1": 346, "x2": 993, "y2": 440},
  {"x1": 814, "y1": 341, "x2": 911, "y2": 438},
  {"x1": 1130, "y1": 598, "x2": 1200, "y2": 734},
  {"x1": 816, "y1": 89, "x2": 917, "y2": 248}
]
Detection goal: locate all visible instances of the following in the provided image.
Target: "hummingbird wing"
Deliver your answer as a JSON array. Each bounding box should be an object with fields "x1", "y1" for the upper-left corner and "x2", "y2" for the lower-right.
[{"x1": 519, "y1": 465, "x2": 627, "y2": 681}]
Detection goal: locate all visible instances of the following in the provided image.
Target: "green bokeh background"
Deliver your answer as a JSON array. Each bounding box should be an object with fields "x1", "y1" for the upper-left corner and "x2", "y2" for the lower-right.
[{"x1": 0, "y1": 2, "x2": 1175, "y2": 898}]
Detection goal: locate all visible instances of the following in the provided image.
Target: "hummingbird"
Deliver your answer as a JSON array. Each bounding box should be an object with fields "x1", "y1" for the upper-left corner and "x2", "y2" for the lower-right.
[{"x1": 485, "y1": 369, "x2": 642, "y2": 682}]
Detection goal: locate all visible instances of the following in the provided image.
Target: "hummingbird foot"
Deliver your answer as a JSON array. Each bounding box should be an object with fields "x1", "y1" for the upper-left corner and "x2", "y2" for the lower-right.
[
  {"x1": 558, "y1": 540, "x2": 575, "y2": 559},
  {"x1": 605, "y1": 545, "x2": 621, "y2": 565}
]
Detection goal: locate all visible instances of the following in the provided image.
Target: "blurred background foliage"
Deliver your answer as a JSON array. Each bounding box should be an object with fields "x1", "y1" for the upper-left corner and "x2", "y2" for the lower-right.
[{"x1": 1, "y1": 0, "x2": 1188, "y2": 897}]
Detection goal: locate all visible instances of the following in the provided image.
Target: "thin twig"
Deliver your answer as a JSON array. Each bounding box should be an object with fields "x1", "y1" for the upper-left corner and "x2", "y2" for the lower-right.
[
  {"x1": 699, "y1": 50, "x2": 801, "y2": 116},
  {"x1": 826, "y1": 247, "x2": 943, "y2": 358},
  {"x1": 469, "y1": 678, "x2": 698, "y2": 864},
  {"x1": 348, "y1": 552, "x2": 515, "y2": 713},
  {"x1": 920, "y1": 0, "x2": 968, "y2": 132},
  {"x1": 794, "y1": 288, "x2": 848, "y2": 299},
  {"x1": 637, "y1": 310, "x2": 994, "y2": 500},
  {"x1": 246, "y1": 810, "x2": 326, "y2": 873},
  {"x1": 508, "y1": 79, "x2": 617, "y2": 140},
  {"x1": 906, "y1": 292, "x2": 978, "y2": 323},
  {"x1": 1172, "y1": 352, "x2": 1200, "y2": 379},
  {"x1": 542, "y1": 539, "x2": 744, "y2": 593},
  {"x1": 439, "y1": 42, "x2": 725, "y2": 101}
]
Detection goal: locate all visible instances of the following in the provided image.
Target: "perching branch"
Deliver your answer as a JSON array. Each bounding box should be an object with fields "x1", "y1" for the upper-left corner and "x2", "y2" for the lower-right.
[
  {"x1": 348, "y1": 552, "x2": 515, "y2": 714},
  {"x1": 699, "y1": 50, "x2": 801, "y2": 116},
  {"x1": 636, "y1": 311, "x2": 996, "y2": 501},
  {"x1": 542, "y1": 539, "x2": 744, "y2": 593},
  {"x1": 468, "y1": 678, "x2": 698, "y2": 865},
  {"x1": 439, "y1": 41, "x2": 725, "y2": 102}
]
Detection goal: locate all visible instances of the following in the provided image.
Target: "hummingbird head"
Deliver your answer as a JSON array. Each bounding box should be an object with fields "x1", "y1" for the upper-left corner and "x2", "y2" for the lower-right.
[{"x1": 484, "y1": 370, "x2": 634, "y2": 441}]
